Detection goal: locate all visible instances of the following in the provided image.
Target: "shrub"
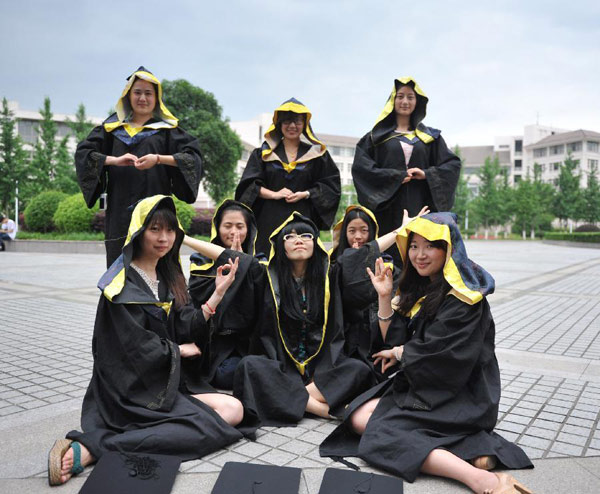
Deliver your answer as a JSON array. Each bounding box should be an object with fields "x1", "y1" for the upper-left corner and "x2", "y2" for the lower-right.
[
  {"x1": 575, "y1": 224, "x2": 600, "y2": 233},
  {"x1": 189, "y1": 208, "x2": 215, "y2": 236},
  {"x1": 92, "y1": 210, "x2": 105, "y2": 233},
  {"x1": 172, "y1": 197, "x2": 196, "y2": 231},
  {"x1": 544, "y1": 232, "x2": 600, "y2": 243},
  {"x1": 53, "y1": 193, "x2": 98, "y2": 233},
  {"x1": 24, "y1": 190, "x2": 68, "y2": 232}
]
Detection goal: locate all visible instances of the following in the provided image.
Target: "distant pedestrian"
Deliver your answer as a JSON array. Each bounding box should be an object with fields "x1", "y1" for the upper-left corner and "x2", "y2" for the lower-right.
[{"x1": 0, "y1": 214, "x2": 17, "y2": 251}]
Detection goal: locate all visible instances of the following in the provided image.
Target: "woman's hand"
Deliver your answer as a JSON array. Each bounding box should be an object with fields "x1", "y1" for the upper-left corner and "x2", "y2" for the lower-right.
[
  {"x1": 135, "y1": 154, "x2": 160, "y2": 170},
  {"x1": 179, "y1": 342, "x2": 202, "y2": 358},
  {"x1": 230, "y1": 231, "x2": 243, "y2": 252},
  {"x1": 272, "y1": 187, "x2": 293, "y2": 200},
  {"x1": 406, "y1": 167, "x2": 426, "y2": 180},
  {"x1": 399, "y1": 205, "x2": 430, "y2": 230},
  {"x1": 106, "y1": 153, "x2": 137, "y2": 166},
  {"x1": 372, "y1": 346, "x2": 403, "y2": 373},
  {"x1": 214, "y1": 257, "x2": 239, "y2": 297},
  {"x1": 366, "y1": 257, "x2": 393, "y2": 298},
  {"x1": 285, "y1": 191, "x2": 309, "y2": 203}
]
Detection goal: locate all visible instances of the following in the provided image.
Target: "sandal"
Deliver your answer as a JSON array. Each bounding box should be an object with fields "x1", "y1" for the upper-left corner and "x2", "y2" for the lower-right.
[
  {"x1": 48, "y1": 439, "x2": 84, "y2": 486},
  {"x1": 484, "y1": 472, "x2": 533, "y2": 494},
  {"x1": 471, "y1": 455, "x2": 497, "y2": 470}
]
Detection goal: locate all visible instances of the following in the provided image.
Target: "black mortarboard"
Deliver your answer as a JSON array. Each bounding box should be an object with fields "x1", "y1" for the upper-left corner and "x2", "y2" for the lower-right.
[
  {"x1": 211, "y1": 462, "x2": 302, "y2": 494},
  {"x1": 79, "y1": 452, "x2": 181, "y2": 494},
  {"x1": 317, "y1": 468, "x2": 403, "y2": 494}
]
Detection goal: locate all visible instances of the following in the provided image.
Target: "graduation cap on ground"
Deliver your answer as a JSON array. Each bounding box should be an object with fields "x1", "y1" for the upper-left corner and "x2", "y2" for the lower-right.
[
  {"x1": 211, "y1": 462, "x2": 302, "y2": 494},
  {"x1": 79, "y1": 451, "x2": 181, "y2": 494},
  {"x1": 317, "y1": 467, "x2": 403, "y2": 494}
]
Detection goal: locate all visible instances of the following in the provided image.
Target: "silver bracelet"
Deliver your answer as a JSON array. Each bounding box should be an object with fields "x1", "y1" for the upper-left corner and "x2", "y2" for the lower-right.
[
  {"x1": 377, "y1": 310, "x2": 394, "y2": 322},
  {"x1": 393, "y1": 346, "x2": 403, "y2": 361}
]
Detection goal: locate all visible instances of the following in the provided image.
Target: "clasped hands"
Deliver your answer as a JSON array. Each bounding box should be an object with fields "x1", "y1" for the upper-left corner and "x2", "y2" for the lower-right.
[
  {"x1": 108, "y1": 153, "x2": 159, "y2": 170},
  {"x1": 402, "y1": 167, "x2": 426, "y2": 184}
]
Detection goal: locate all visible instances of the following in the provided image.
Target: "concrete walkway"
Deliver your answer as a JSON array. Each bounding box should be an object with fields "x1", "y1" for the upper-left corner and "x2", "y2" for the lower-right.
[{"x1": 1, "y1": 241, "x2": 599, "y2": 493}]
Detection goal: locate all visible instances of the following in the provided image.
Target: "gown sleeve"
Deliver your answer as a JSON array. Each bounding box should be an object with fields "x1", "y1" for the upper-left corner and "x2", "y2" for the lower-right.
[
  {"x1": 169, "y1": 303, "x2": 210, "y2": 348},
  {"x1": 166, "y1": 127, "x2": 203, "y2": 203},
  {"x1": 352, "y1": 133, "x2": 409, "y2": 212},
  {"x1": 305, "y1": 151, "x2": 341, "y2": 230},
  {"x1": 235, "y1": 148, "x2": 264, "y2": 207},
  {"x1": 424, "y1": 135, "x2": 461, "y2": 211},
  {"x1": 399, "y1": 296, "x2": 489, "y2": 410},
  {"x1": 75, "y1": 126, "x2": 109, "y2": 208}
]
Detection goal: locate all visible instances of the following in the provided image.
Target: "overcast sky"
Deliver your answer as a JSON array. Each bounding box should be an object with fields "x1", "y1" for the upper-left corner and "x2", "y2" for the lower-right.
[{"x1": 1, "y1": 0, "x2": 598, "y2": 146}]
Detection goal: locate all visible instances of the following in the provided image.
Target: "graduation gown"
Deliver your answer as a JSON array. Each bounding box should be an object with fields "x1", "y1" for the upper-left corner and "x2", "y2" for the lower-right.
[
  {"x1": 352, "y1": 77, "x2": 461, "y2": 238},
  {"x1": 235, "y1": 98, "x2": 341, "y2": 255},
  {"x1": 75, "y1": 67, "x2": 202, "y2": 266},
  {"x1": 66, "y1": 195, "x2": 248, "y2": 461},
  {"x1": 232, "y1": 213, "x2": 375, "y2": 426},
  {"x1": 188, "y1": 200, "x2": 264, "y2": 386},
  {"x1": 320, "y1": 212, "x2": 532, "y2": 481}
]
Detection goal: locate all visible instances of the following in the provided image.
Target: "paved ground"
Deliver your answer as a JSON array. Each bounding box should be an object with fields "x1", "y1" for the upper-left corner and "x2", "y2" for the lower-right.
[{"x1": 1, "y1": 241, "x2": 600, "y2": 493}]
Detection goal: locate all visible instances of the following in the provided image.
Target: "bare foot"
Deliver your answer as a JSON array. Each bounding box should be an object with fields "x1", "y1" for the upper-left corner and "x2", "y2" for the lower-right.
[{"x1": 60, "y1": 443, "x2": 94, "y2": 484}]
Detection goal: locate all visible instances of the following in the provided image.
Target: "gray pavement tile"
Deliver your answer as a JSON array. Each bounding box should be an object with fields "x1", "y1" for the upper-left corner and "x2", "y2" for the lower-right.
[
  {"x1": 278, "y1": 440, "x2": 316, "y2": 455},
  {"x1": 561, "y1": 424, "x2": 593, "y2": 437},
  {"x1": 584, "y1": 448, "x2": 600, "y2": 457},
  {"x1": 566, "y1": 416, "x2": 595, "y2": 428},
  {"x1": 517, "y1": 435, "x2": 552, "y2": 450},
  {"x1": 542, "y1": 404, "x2": 571, "y2": 415},
  {"x1": 258, "y1": 449, "x2": 297, "y2": 466},
  {"x1": 255, "y1": 432, "x2": 291, "y2": 448},
  {"x1": 518, "y1": 445, "x2": 545, "y2": 460},
  {"x1": 182, "y1": 461, "x2": 222, "y2": 473},
  {"x1": 0, "y1": 405, "x2": 23, "y2": 415},
  {"x1": 295, "y1": 430, "x2": 328, "y2": 446},
  {"x1": 275, "y1": 427, "x2": 306, "y2": 439},
  {"x1": 537, "y1": 411, "x2": 566, "y2": 423},
  {"x1": 232, "y1": 441, "x2": 272, "y2": 458},
  {"x1": 556, "y1": 432, "x2": 588, "y2": 447},
  {"x1": 570, "y1": 409, "x2": 598, "y2": 421},
  {"x1": 523, "y1": 426, "x2": 558, "y2": 440},
  {"x1": 210, "y1": 450, "x2": 254, "y2": 466},
  {"x1": 550, "y1": 441, "x2": 584, "y2": 456}
]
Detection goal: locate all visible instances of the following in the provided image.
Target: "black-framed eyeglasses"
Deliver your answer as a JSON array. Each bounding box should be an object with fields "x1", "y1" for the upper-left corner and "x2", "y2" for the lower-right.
[{"x1": 281, "y1": 117, "x2": 304, "y2": 126}]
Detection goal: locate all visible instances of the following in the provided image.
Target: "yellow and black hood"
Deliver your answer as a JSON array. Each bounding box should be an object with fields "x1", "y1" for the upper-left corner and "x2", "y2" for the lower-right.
[
  {"x1": 98, "y1": 195, "x2": 184, "y2": 310},
  {"x1": 396, "y1": 212, "x2": 495, "y2": 307},
  {"x1": 371, "y1": 76, "x2": 439, "y2": 145},
  {"x1": 330, "y1": 205, "x2": 379, "y2": 263},
  {"x1": 103, "y1": 66, "x2": 178, "y2": 137},
  {"x1": 189, "y1": 199, "x2": 258, "y2": 276},
  {"x1": 261, "y1": 98, "x2": 327, "y2": 173},
  {"x1": 266, "y1": 212, "x2": 330, "y2": 374}
]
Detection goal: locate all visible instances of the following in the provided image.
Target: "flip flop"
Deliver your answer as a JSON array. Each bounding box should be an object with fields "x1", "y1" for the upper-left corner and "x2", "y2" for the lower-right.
[{"x1": 48, "y1": 439, "x2": 84, "y2": 486}]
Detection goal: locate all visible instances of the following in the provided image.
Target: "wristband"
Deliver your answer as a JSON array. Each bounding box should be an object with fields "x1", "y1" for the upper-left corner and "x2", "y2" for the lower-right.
[
  {"x1": 155, "y1": 154, "x2": 160, "y2": 164},
  {"x1": 393, "y1": 346, "x2": 403, "y2": 361},
  {"x1": 305, "y1": 190, "x2": 310, "y2": 199},
  {"x1": 201, "y1": 303, "x2": 216, "y2": 316},
  {"x1": 205, "y1": 301, "x2": 216, "y2": 314}
]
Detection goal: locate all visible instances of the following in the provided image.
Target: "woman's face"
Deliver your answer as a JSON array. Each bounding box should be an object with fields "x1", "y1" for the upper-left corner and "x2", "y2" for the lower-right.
[
  {"x1": 129, "y1": 78, "x2": 156, "y2": 120},
  {"x1": 394, "y1": 85, "x2": 417, "y2": 117},
  {"x1": 346, "y1": 217, "x2": 370, "y2": 248},
  {"x1": 140, "y1": 221, "x2": 176, "y2": 261},
  {"x1": 280, "y1": 114, "x2": 305, "y2": 141},
  {"x1": 218, "y1": 210, "x2": 248, "y2": 248},
  {"x1": 408, "y1": 233, "x2": 446, "y2": 280},
  {"x1": 283, "y1": 229, "x2": 314, "y2": 262}
]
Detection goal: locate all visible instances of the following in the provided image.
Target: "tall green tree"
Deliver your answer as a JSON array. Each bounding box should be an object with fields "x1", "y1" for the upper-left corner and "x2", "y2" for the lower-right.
[
  {"x1": 529, "y1": 164, "x2": 555, "y2": 237},
  {"x1": 511, "y1": 173, "x2": 535, "y2": 239},
  {"x1": 334, "y1": 184, "x2": 358, "y2": 224},
  {"x1": 553, "y1": 152, "x2": 583, "y2": 227},
  {"x1": 471, "y1": 156, "x2": 503, "y2": 238},
  {"x1": 0, "y1": 98, "x2": 29, "y2": 216},
  {"x1": 497, "y1": 167, "x2": 512, "y2": 237},
  {"x1": 451, "y1": 146, "x2": 471, "y2": 230},
  {"x1": 161, "y1": 79, "x2": 242, "y2": 204},
  {"x1": 583, "y1": 162, "x2": 600, "y2": 225},
  {"x1": 66, "y1": 103, "x2": 94, "y2": 143}
]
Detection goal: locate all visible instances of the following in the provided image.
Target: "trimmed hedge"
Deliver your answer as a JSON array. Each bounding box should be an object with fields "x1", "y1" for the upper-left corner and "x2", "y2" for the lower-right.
[
  {"x1": 172, "y1": 197, "x2": 196, "y2": 231},
  {"x1": 544, "y1": 232, "x2": 600, "y2": 243},
  {"x1": 24, "y1": 190, "x2": 68, "y2": 232},
  {"x1": 53, "y1": 193, "x2": 98, "y2": 233}
]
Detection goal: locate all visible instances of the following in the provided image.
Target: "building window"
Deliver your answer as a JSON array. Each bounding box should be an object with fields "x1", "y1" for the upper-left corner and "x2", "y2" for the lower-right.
[
  {"x1": 515, "y1": 140, "x2": 523, "y2": 153},
  {"x1": 514, "y1": 159, "x2": 522, "y2": 169},
  {"x1": 567, "y1": 141, "x2": 582, "y2": 153},
  {"x1": 343, "y1": 147, "x2": 355, "y2": 158},
  {"x1": 17, "y1": 119, "x2": 38, "y2": 144},
  {"x1": 553, "y1": 178, "x2": 559, "y2": 186},
  {"x1": 549, "y1": 144, "x2": 564, "y2": 155},
  {"x1": 513, "y1": 175, "x2": 521, "y2": 183},
  {"x1": 588, "y1": 141, "x2": 599, "y2": 153},
  {"x1": 552, "y1": 162, "x2": 561, "y2": 171},
  {"x1": 330, "y1": 146, "x2": 342, "y2": 156},
  {"x1": 241, "y1": 149, "x2": 250, "y2": 161},
  {"x1": 498, "y1": 144, "x2": 509, "y2": 149},
  {"x1": 589, "y1": 159, "x2": 599, "y2": 169},
  {"x1": 533, "y1": 148, "x2": 547, "y2": 157}
]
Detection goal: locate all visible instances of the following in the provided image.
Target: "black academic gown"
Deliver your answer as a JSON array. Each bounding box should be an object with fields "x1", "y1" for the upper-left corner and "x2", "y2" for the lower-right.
[
  {"x1": 66, "y1": 269, "x2": 244, "y2": 461},
  {"x1": 235, "y1": 143, "x2": 340, "y2": 255},
  {"x1": 352, "y1": 131, "x2": 461, "y2": 238},
  {"x1": 320, "y1": 296, "x2": 533, "y2": 482},
  {"x1": 75, "y1": 125, "x2": 202, "y2": 266}
]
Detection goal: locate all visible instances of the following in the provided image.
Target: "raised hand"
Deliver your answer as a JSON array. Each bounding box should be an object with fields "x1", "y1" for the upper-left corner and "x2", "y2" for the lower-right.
[
  {"x1": 214, "y1": 257, "x2": 239, "y2": 296},
  {"x1": 400, "y1": 205, "x2": 430, "y2": 229},
  {"x1": 230, "y1": 231, "x2": 243, "y2": 252},
  {"x1": 366, "y1": 257, "x2": 393, "y2": 298}
]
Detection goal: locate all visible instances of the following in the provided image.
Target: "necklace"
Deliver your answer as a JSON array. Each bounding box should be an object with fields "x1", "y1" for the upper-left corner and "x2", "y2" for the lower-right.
[{"x1": 131, "y1": 263, "x2": 160, "y2": 300}]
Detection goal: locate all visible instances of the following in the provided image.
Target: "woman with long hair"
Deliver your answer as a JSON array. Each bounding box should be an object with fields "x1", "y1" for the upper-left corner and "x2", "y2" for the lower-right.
[
  {"x1": 320, "y1": 212, "x2": 533, "y2": 494},
  {"x1": 187, "y1": 200, "x2": 264, "y2": 389},
  {"x1": 76, "y1": 66, "x2": 202, "y2": 266},
  {"x1": 47, "y1": 195, "x2": 251, "y2": 486}
]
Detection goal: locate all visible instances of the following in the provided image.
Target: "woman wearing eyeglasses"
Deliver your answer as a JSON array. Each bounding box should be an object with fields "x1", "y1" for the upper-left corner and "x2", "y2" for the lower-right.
[
  {"x1": 235, "y1": 98, "x2": 341, "y2": 256},
  {"x1": 183, "y1": 209, "x2": 423, "y2": 426}
]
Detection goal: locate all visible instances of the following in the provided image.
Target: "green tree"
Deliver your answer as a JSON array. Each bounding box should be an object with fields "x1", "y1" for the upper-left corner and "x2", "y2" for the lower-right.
[
  {"x1": 529, "y1": 164, "x2": 555, "y2": 237},
  {"x1": 583, "y1": 162, "x2": 600, "y2": 225},
  {"x1": 497, "y1": 167, "x2": 512, "y2": 237},
  {"x1": 0, "y1": 98, "x2": 29, "y2": 217},
  {"x1": 334, "y1": 184, "x2": 358, "y2": 224},
  {"x1": 161, "y1": 79, "x2": 242, "y2": 204},
  {"x1": 66, "y1": 103, "x2": 94, "y2": 143},
  {"x1": 553, "y1": 152, "x2": 583, "y2": 227},
  {"x1": 451, "y1": 146, "x2": 471, "y2": 230},
  {"x1": 471, "y1": 156, "x2": 503, "y2": 238},
  {"x1": 511, "y1": 173, "x2": 535, "y2": 239}
]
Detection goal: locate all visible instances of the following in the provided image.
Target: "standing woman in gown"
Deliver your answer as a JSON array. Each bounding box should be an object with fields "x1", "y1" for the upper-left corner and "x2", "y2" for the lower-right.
[
  {"x1": 235, "y1": 98, "x2": 341, "y2": 255},
  {"x1": 47, "y1": 195, "x2": 250, "y2": 486},
  {"x1": 76, "y1": 66, "x2": 202, "y2": 266},
  {"x1": 352, "y1": 77, "x2": 461, "y2": 240}
]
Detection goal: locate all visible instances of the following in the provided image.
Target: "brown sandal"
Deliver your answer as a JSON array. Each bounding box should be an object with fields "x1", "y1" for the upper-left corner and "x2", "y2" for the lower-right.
[
  {"x1": 484, "y1": 472, "x2": 533, "y2": 494},
  {"x1": 48, "y1": 439, "x2": 84, "y2": 486},
  {"x1": 471, "y1": 455, "x2": 497, "y2": 470}
]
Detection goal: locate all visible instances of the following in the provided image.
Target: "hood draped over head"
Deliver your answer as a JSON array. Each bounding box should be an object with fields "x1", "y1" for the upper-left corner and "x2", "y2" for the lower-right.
[
  {"x1": 267, "y1": 212, "x2": 330, "y2": 374},
  {"x1": 371, "y1": 76, "x2": 439, "y2": 146},
  {"x1": 261, "y1": 98, "x2": 327, "y2": 173},
  {"x1": 103, "y1": 66, "x2": 179, "y2": 141},
  {"x1": 189, "y1": 199, "x2": 259, "y2": 274},
  {"x1": 396, "y1": 212, "x2": 495, "y2": 306},
  {"x1": 98, "y1": 194, "x2": 185, "y2": 311},
  {"x1": 330, "y1": 204, "x2": 378, "y2": 263}
]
